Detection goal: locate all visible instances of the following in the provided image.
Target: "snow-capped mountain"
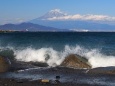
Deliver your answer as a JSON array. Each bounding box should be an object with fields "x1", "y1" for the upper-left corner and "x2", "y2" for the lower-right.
[
  {"x1": 38, "y1": 9, "x2": 67, "y2": 20},
  {"x1": 30, "y1": 9, "x2": 115, "y2": 31}
]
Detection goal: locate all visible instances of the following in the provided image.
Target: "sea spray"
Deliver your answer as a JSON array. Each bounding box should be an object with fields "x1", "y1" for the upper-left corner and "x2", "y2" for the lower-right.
[
  {"x1": 63, "y1": 46, "x2": 115, "y2": 68},
  {"x1": 85, "y1": 49, "x2": 115, "y2": 68},
  {"x1": 13, "y1": 45, "x2": 115, "y2": 68},
  {"x1": 14, "y1": 47, "x2": 64, "y2": 66},
  {"x1": 0, "y1": 45, "x2": 115, "y2": 68}
]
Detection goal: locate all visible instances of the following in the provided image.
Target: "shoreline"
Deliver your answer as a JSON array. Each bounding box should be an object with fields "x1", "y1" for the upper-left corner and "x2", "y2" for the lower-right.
[
  {"x1": 0, "y1": 67, "x2": 115, "y2": 86},
  {"x1": 0, "y1": 78, "x2": 100, "y2": 86}
]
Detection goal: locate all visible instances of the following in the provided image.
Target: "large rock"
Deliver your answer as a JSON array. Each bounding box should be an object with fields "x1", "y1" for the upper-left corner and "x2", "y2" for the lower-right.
[
  {"x1": 0, "y1": 56, "x2": 11, "y2": 73},
  {"x1": 60, "y1": 54, "x2": 92, "y2": 69}
]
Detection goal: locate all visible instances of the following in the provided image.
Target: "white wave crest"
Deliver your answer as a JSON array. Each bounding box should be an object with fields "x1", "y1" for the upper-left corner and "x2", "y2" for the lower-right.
[
  {"x1": 13, "y1": 45, "x2": 115, "y2": 68},
  {"x1": 14, "y1": 48, "x2": 64, "y2": 66},
  {"x1": 85, "y1": 49, "x2": 115, "y2": 68}
]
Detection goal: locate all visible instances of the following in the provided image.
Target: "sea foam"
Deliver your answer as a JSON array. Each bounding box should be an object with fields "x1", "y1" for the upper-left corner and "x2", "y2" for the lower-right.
[{"x1": 13, "y1": 45, "x2": 115, "y2": 68}]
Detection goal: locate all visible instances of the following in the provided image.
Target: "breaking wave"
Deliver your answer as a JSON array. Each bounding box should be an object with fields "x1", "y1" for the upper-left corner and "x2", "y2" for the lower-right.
[{"x1": 0, "y1": 45, "x2": 115, "y2": 68}]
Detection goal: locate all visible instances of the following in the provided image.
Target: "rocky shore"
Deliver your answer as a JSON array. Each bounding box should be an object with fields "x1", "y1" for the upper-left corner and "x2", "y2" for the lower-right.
[
  {"x1": 0, "y1": 78, "x2": 100, "y2": 86},
  {"x1": 0, "y1": 54, "x2": 115, "y2": 86}
]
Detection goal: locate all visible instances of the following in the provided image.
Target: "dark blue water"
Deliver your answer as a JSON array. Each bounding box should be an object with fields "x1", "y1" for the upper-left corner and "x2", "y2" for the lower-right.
[{"x1": 0, "y1": 32, "x2": 115, "y2": 54}]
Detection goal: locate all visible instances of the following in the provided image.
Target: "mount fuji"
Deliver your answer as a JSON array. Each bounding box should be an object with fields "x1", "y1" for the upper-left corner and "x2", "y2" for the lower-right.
[
  {"x1": 38, "y1": 9, "x2": 67, "y2": 20},
  {"x1": 30, "y1": 9, "x2": 115, "y2": 31}
]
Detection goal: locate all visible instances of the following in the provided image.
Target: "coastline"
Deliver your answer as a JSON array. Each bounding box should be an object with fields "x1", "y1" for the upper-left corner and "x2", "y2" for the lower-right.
[{"x1": 0, "y1": 78, "x2": 100, "y2": 86}]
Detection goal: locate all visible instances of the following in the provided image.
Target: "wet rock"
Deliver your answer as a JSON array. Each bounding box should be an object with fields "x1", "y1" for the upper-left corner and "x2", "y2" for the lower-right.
[
  {"x1": 0, "y1": 56, "x2": 11, "y2": 73},
  {"x1": 88, "y1": 67, "x2": 115, "y2": 74},
  {"x1": 10, "y1": 61, "x2": 36, "y2": 72},
  {"x1": 60, "y1": 54, "x2": 92, "y2": 69},
  {"x1": 28, "y1": 62, "x2": 49, "y2": 67},
  {"x1": 10, "y1": 61, "x2": 49, "y2": 72}
]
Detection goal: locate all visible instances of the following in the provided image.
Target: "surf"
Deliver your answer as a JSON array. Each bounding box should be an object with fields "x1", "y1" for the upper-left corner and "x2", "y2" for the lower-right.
[{"x1": 0, "y1": 45, "x2": 115, "y2": 68}]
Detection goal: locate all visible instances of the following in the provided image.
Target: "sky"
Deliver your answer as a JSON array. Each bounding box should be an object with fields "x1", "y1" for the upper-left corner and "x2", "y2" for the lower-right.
[{"x1": 0, "y1": 0, "x2": 115, "y2": 25}]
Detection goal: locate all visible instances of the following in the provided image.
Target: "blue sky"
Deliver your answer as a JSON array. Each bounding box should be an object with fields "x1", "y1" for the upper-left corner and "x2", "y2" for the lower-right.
[{"x1": 0, "y1": 0, "x2": 115, "y2": 24}]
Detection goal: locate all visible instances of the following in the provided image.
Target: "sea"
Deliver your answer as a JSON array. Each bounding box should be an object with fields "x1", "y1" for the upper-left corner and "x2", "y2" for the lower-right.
[
  {"x1": 0, "y1": 32, "x2": 115, "y2": 68},
  {"x1": 0, "y1": 32, "x2": 115, "y2": 86}
]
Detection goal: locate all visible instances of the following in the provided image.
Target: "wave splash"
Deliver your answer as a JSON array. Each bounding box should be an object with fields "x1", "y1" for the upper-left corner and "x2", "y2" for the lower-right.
[
  {"x1": 0, "y1": 45, "x2": 115, "y2": 68},
  {"x1": 14, "y1": 48, "x2": 64, "y2": 67}
]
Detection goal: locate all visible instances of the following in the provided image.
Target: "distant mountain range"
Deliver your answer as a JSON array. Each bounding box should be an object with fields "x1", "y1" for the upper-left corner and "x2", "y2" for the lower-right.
[
  {"x1": 0, "y1": 23, "x2": 61, "y2": 31},
  {"x1": 0, "y1": 9, "x2": 115, "y2": 31}
]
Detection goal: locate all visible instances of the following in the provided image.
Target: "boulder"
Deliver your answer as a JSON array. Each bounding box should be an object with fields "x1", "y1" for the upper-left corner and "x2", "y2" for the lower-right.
[
  {"x1": 60, "y1": 54, "x2": 92, "y2": 69},
  {"x1": 0, "y1": 56, "x2": 11, "y2": 73}
]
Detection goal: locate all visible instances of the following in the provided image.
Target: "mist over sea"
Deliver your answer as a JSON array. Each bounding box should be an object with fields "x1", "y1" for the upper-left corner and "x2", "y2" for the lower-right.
[{"x1": 0, "y1": 32, "x2": 115, "y2": 68}]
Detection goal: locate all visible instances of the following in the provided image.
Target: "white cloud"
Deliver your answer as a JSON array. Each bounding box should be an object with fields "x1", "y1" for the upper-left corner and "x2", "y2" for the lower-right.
[{"x1": 47, "y1": 14, "x2": 115, "y2": 22}]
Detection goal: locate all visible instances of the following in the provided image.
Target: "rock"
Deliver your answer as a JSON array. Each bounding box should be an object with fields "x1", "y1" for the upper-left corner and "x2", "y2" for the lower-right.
[
  {"x1": 28, "y1": 62, "x2": 49, "y2": 67},
  {"x1": 10, "y1": 61, "x2": 49, "y2": 72},
  {"x1": 88, "y1": 67, "x2": 115, "y2": 75},
  {"x1": 0, "y1": 56, "x2": 11, "y2": 73},
  {"x1": 60, "y1": 54, "x2": 92, "y2": 69}
]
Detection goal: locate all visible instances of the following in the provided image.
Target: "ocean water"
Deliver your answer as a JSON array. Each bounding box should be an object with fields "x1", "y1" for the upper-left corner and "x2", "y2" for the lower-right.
[{"x1": 0, "y1": 32, "x2": 115, "y2": 68}]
